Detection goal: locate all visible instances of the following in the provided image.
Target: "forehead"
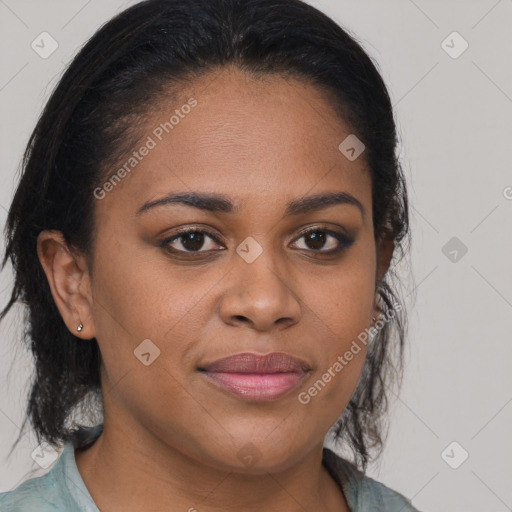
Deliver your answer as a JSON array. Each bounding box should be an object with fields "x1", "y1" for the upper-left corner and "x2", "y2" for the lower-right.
[{"x1": 96, "y1": 67, "x2": 371, "y2": 217}]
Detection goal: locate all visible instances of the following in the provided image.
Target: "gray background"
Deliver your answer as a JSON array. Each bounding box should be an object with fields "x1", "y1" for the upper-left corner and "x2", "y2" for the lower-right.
[{"x1": 1, "y1": 1, "x2": 511, "y2": 511}]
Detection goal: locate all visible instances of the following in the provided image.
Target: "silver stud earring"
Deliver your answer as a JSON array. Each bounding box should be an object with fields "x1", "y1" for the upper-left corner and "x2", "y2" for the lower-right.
[{"x1": 77, "y1": 323, "x2": 83, "y2": 332}]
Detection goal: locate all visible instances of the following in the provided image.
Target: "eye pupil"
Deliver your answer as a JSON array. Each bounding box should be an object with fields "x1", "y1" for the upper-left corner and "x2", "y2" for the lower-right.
[
  {"x1": 305, "y1": 231, "x2": 326, "y2": 250},
  {"x1": 181, "y1": 231, "x2": 205, "y2": 251}
]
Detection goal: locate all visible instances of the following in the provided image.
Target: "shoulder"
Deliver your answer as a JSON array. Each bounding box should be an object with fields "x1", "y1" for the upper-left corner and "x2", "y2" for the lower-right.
[
  {"x1": 0, "y1": 442, "x2": 88, "y2": 512},
  {"x1": 322, "y1": 447, "x2": 422, "y2": 512},
  {"x1": 356, "y1": 473, "x2": 421, "y2": 512},
  {"x1": 0, "y1": 466, "x2": 69, "y2": 512}
]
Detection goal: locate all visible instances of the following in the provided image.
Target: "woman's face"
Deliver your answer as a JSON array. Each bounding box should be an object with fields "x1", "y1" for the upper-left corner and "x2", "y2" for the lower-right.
[{"x1": 79, "y1": 67, "x2": 391, "y2": 471}]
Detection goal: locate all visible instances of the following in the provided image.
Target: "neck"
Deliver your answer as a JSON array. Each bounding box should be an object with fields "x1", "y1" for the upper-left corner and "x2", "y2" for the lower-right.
[{"x1": 74, "y1": 420, "x2": 349, "y2": 512}]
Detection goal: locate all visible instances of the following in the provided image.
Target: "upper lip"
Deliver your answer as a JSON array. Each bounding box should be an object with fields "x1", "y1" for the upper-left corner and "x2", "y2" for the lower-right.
[{"x1": 198, "y1": 352, "x2": 311, "y2": 374}]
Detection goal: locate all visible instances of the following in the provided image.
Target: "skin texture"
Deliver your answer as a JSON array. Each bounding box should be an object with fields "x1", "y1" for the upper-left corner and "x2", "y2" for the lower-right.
[{"x1": 37, "y1": 66, "x2": 393, "y2": 512}]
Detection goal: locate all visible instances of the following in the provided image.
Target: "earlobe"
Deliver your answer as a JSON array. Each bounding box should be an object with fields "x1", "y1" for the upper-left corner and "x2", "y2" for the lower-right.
[
  {"x1": 36, "y1": 230, "x2": 95, "y2": 339},
  {"x1": 376, "y1": 234, "x2": 395, "y2": 285},
  {"x1": 371, "y1": 236, "x2": 394, "y2": 321}
]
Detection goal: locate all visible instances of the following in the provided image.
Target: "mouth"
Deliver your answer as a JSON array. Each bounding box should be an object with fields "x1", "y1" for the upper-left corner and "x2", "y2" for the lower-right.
[{"x1": 197, "y1": 352, "x2": 311, "y2": 402}]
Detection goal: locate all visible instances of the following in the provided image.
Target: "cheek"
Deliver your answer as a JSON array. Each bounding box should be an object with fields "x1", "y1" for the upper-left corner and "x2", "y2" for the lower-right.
[
  {"x1": 89, "y1": 236, "x2": 221, "y2": 381},
  {"x1": 297, "y1": 247, "x2": 375, "y2": 410},
  {"x1": 297, "y1": 280, "x2": 372, "y2": 430},
  {"x1": 91, "y1": 230, "x2": 199, "y2": 329},
  {"x1": 305, "y1": 249, "x2": 376, "y2": 344}
]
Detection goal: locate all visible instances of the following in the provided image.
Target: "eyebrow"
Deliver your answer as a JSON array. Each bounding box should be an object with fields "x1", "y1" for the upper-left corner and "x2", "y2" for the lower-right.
[{"x1": 136, "y1": 191, "x2": 365, "y2": 219}]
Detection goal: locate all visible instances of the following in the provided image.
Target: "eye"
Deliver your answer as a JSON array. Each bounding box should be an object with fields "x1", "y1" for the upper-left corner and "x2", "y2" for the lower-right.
[
  {"x1": 159, "y1": 225, "x2": 354, "y2": 257},
  {"x1": 290, "y1": 227, "x2": 354, "y2": 254},
  {"x1": 159, "y1": 227, "x2": 223, "y2": 254}
]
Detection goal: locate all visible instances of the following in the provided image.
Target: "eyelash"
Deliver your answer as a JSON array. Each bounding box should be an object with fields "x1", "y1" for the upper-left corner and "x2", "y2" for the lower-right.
[{"x1": 159, "y1": 226, "x2": 355, "y2": 258}]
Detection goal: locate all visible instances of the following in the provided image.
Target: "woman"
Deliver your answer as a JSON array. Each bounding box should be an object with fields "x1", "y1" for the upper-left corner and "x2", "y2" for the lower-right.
[{"x1": 0, "y1": 0, "x2": 417, "y2": 510}]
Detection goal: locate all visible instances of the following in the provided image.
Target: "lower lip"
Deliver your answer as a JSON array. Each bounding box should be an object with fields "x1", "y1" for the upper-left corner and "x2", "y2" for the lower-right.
[{"x1": 200, "y1": 371, "x2": 306, "y2": 401}]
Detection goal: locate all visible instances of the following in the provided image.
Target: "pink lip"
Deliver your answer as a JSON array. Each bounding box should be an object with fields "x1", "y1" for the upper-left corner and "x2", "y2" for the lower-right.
[{"x1": 198, "y1": 352, "x2": 310, "y2": 402}]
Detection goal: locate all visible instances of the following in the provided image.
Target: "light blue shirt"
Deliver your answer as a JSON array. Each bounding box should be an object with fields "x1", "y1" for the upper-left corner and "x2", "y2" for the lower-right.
[{"x1": 0, "y1": 437, "x2": 421, "y2": 511}]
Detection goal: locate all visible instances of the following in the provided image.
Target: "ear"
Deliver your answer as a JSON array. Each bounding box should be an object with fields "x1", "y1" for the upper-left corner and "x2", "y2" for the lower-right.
[
  {"x1": 375, "y1": 233, "x2": 395, "y2": 289},
  {"x1": 36, "y1": 230, "x2": 95, "y2": 339}
]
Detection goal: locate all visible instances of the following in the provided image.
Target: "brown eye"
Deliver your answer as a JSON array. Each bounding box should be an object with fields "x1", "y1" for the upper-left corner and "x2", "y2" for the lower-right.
[
  {"x1": 291, "y1": 228, "x2": 354, "y2": 254},
  {"x1": 160, "y1": 228, "x2": 223, "y2": 253},
  {"x1": 159, "y1": 225, "x2": 354, "y2": 258}
]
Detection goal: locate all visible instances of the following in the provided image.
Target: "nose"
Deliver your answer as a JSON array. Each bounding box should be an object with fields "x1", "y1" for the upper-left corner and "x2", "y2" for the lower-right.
[{"x1": 218, "y1": 249, "x2": 302, "y2": 332}]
